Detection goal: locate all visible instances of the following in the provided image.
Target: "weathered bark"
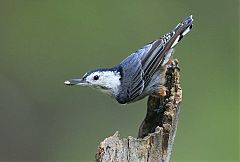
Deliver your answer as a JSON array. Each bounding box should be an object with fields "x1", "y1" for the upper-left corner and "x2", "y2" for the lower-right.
[{"x1": 95, "y1": 60, "x2": 182, "y2": 162}]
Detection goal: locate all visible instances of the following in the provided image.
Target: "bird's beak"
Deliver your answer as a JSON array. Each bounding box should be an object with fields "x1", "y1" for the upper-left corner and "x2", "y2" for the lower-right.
[{"x1": 64, "y1": 78, "x2": 87, "y2": 86}]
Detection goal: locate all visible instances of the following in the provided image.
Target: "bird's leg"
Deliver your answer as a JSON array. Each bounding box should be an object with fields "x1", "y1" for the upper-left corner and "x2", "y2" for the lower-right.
[
  {"x1": 152, "y1": 85, "x2": 167, "y2": 97},
  {"x1": 159, "y1": 85, "x2": 167, "y2": 97}
]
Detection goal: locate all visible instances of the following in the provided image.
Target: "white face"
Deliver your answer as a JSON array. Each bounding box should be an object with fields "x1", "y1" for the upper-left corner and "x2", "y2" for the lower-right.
[{"x1": 84, "y1": 71, "x2": 121, "y2": 96}]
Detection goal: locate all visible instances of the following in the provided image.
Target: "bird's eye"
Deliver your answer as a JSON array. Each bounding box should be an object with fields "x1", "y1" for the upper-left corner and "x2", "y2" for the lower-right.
[{"x1": 93, "y1": 75, "x2": 99, "y2": 80}]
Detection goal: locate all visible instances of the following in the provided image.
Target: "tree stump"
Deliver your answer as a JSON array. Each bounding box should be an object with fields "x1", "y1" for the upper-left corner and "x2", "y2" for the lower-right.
[{"x1": 95, "y1": 60, "x2": 182, "y2": 162}]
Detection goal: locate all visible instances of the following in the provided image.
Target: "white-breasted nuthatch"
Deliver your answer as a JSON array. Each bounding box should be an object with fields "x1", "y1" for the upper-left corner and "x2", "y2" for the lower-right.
[{"x1": 65, "y1": 15, "x2": 193, "y2": 104}]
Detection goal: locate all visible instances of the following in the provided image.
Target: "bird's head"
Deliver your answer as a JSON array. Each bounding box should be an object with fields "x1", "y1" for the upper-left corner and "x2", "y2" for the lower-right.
[{"x1": 64, "y1": 68, "x2": 121, "y2": 96}]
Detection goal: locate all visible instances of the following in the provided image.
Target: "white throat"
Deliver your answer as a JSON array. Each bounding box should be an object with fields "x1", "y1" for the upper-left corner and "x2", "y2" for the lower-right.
[{"x1": 99, "y1": 71, "x2": 121, "y2": 96}]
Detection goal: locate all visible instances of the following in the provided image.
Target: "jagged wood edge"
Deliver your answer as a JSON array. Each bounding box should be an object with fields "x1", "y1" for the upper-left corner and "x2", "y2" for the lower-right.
[{"x1": 95, "y1": 59, "x2": 182, "y2": 162}]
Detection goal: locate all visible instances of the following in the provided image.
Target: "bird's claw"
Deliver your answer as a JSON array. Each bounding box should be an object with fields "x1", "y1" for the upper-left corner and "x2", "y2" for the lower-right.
[{"x1": 159, "y1": 85, "x2": 167, "y2": 97}]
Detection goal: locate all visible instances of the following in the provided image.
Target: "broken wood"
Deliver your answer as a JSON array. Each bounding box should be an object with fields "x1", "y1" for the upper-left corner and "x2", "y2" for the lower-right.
[{"x1": 95, "y1": 60, "x2": 182, "y2": 162}]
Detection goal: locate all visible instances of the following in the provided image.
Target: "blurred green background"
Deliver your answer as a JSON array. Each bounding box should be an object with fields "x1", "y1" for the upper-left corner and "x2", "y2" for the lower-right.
[{"x1": 0, "y1": 0, "x2": 238, "y2": 161}]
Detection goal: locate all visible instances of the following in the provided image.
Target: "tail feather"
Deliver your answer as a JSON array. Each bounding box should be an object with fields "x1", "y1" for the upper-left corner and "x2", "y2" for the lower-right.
[
  {"x1": 171, "y1": 15, "x2": 193, "y2": 48},
  {"x1": 160, "y1": 15, "x2": 193, "y2": 66}
]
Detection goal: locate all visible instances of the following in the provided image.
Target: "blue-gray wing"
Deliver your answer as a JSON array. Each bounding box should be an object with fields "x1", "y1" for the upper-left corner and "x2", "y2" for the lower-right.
[
  {"x1": 116, "y1": 39, "x2": 167, "y2": 104},
  {"x1": 116, "y1": 45, "x2": 150, "y2": 104}
]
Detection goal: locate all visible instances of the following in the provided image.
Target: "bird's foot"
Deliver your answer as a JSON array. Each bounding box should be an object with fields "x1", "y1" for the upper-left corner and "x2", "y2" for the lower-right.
[{"x1": 159, "y1": 85, "x2": 167, "y2": 97}]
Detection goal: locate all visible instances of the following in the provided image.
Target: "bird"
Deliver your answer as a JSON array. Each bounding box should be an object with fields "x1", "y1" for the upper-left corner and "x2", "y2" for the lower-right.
[{"x1": 64, "y1": 15, "x2": 193, "y2": 104}]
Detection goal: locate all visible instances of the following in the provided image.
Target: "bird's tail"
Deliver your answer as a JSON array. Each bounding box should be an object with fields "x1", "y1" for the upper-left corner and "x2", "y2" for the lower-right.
[{"x1": 170, "y1": 15, "x2": 193, "y2": 48}]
